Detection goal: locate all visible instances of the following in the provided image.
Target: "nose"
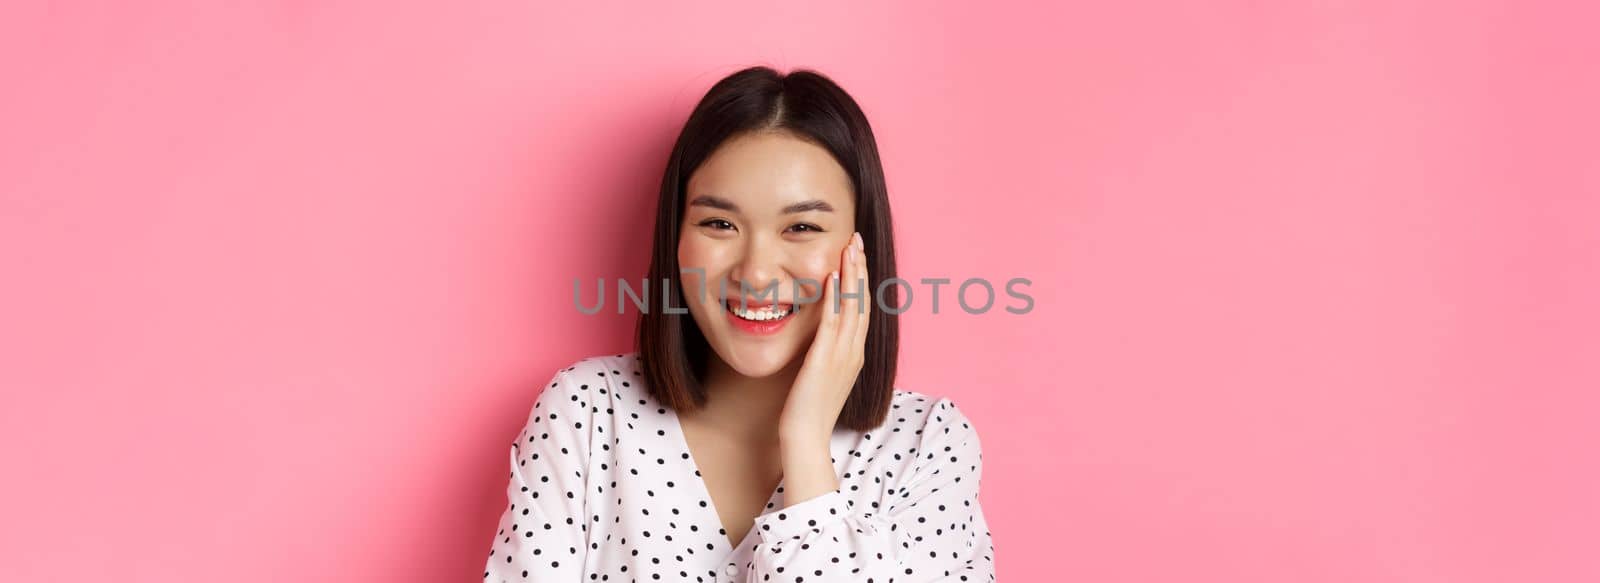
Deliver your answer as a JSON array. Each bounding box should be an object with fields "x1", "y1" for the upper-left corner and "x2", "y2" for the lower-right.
[{"x1": 727, "y1": 233, "x2": 788, "y2": 299}]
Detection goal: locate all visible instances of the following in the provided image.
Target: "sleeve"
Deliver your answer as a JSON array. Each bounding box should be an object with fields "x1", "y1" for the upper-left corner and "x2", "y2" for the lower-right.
[
  {"x1": 747, "y1": 398, "x2": 997, "y2": 582},
  {"x1": 482, "y1": 369, "x2": 594, "y2": 582}
]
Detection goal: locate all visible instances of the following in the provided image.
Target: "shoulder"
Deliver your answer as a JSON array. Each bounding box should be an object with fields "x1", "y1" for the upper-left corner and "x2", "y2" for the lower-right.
[
  {"x1": 516, "y1": 352, "x2": 641, "y2": 446},
  {"x1": 549, "y1": 351, "x2": 643, "y2": 386},
  {"x1": 527, "y1": 351, "x2": 637, "y2": 410},
  {"x1": 532, "y1": 351, "x2": 649, "y2": 412},
  {"x1": 540, "y1": 352, "x2": 645, "y2": 394},
  {"x1": 889, "y1": 389, "x2": 982, "y2": 435},
  {"x1": 882, "y1": 389, "x2": 985, "y2": 459},
  {"x1": 867, "y1": 389, "x2": 987, "y2": 494}
]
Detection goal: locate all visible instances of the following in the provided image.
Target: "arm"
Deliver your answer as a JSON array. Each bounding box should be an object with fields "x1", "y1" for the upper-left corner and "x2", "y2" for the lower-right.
[
  {"x1": 482, "y1": 370, "x2": 593, "y2": 582},
  {"x1": 750, "y1": 398, "x2": 997, "y2": 582}
]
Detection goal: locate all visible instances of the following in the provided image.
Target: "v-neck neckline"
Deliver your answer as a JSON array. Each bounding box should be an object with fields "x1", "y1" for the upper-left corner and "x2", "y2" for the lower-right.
[{"x1": 664, "y1": 404, "x2": 788, "y2": 557}]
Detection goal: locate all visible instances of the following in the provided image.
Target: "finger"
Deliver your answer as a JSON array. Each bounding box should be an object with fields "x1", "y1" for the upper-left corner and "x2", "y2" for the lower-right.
[
  {"x1": 802, "y1": 269, "x2": 839, "y2": 370},
  {"x1": 838, "y1": 234, "x2": 863, "y2": 348},
  {"x1": 826, "y1": 233, "x2": 853, "y2": 333},
  {"x1": 844, "y1": 235, "x2": 870, "y2": 355},
  {"x1": 819, "y1": 268, "x2": 840, "y2": 336},
  {"x1": 852, "y1": 236, "x2": 871, "y2": 353}
]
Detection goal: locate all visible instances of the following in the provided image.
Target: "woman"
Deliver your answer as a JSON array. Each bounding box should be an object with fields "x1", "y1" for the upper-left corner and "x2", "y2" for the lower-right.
[{"x1": 483, "y1": 65, "x2": 995, "y2": 582}]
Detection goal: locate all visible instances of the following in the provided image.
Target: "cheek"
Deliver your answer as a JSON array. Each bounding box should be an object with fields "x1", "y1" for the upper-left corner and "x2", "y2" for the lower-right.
[
  {"x1": 794, "y1": 248, "x2": 840, "y2": 295},
  {"x1": 804, "y1": 243, "x2": 846, "y2": 275},
  {"x1": 678, "y1": 236, "x2": 732, "y2": 268},
  {"x1": 678, "y1": 237, "x2": 732, "y2": 300}
]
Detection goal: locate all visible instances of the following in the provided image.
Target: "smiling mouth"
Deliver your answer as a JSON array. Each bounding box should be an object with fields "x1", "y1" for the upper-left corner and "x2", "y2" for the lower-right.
[{"x1": 724, "y1": 299, "x2": 800, "y2": 322}]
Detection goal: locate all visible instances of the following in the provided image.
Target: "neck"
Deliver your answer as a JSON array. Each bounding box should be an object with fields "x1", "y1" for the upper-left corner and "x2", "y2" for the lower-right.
[{"x1": 692, "y1": 353, "x2": 803, "y2": 445}]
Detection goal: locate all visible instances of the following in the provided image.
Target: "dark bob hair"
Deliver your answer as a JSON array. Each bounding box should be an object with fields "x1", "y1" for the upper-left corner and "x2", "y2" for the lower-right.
[{"x1": 635, "y1": 65, "x2": 900, "y2": 432}]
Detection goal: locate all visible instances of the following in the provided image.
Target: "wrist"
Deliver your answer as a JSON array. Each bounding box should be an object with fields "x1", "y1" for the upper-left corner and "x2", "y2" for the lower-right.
[
  {"x1": 778, "y1": 418, "x2": 830, "y2": 446},
  {"x1": 777, "y1": 432, "x2": 840, "y2": 503}
]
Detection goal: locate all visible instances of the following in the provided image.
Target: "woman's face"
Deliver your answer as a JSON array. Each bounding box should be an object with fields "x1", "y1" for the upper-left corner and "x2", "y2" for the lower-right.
[{"x1": 678, "y1": 130, "x2": 858, "y2": 379}]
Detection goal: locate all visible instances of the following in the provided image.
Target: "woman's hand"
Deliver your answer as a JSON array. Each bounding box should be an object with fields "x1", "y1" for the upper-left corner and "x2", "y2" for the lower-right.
[{"x1": 778, "y1": 231, "x2": 871, "y2": 445}]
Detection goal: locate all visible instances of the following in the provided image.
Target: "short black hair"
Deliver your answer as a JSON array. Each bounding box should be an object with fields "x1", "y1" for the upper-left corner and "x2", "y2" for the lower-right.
[{"x1": 635, "y1": 65, "x2": 900, "y2": 431}]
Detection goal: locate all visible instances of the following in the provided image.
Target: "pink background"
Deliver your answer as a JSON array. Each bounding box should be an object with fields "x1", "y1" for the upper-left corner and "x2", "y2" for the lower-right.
[{"x1": 2, "y1": 1, "x2": 1596, "y2": 581}]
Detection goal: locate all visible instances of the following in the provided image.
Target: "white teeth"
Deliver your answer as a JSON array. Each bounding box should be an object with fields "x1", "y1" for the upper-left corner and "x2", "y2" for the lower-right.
[{"x1": 726, "y1": 302, "x2": 795, "y2": 321}]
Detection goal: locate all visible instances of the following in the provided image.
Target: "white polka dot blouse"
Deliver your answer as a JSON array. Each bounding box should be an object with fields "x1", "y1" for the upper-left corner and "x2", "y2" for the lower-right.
[{"x1": 483, "y1": 352, "x2": 996, "y2": 582}]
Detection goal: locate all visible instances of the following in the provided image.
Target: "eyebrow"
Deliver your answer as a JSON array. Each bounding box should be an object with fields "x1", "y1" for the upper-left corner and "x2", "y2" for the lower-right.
[{"x1": 688, "y1": 194, "x2": 835, "y2": 215}]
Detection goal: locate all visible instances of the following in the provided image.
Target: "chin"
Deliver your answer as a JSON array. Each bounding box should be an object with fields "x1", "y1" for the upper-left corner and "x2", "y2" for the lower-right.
[{"x1": 714, "y1": 339, "x2": 800, "y2": 378}]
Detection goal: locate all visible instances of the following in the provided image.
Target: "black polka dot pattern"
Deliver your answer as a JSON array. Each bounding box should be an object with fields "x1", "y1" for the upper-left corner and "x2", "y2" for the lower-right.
[{"x1": 483, "y1": 352, "x2": 996, "y2": 582}]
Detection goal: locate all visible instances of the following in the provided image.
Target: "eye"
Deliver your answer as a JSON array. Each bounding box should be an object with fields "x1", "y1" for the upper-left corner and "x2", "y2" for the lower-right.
[
  {"x1": 698, "y1": 219, "x2": 735, "y2": 231},
  {"x1": 787, "y1": 223, "x2": 824, "y2": 233}
]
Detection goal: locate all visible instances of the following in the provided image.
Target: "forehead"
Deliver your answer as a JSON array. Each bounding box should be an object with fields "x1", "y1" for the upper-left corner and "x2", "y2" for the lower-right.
[{"x1": 686, "y1": 131, "x2": 855, "y2": 213}]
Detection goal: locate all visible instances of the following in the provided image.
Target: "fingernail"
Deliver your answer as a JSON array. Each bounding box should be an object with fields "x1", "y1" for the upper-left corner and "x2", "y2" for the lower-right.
[{"x1": 852, "y1": 232, "x2": 863, "y2": 250}]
